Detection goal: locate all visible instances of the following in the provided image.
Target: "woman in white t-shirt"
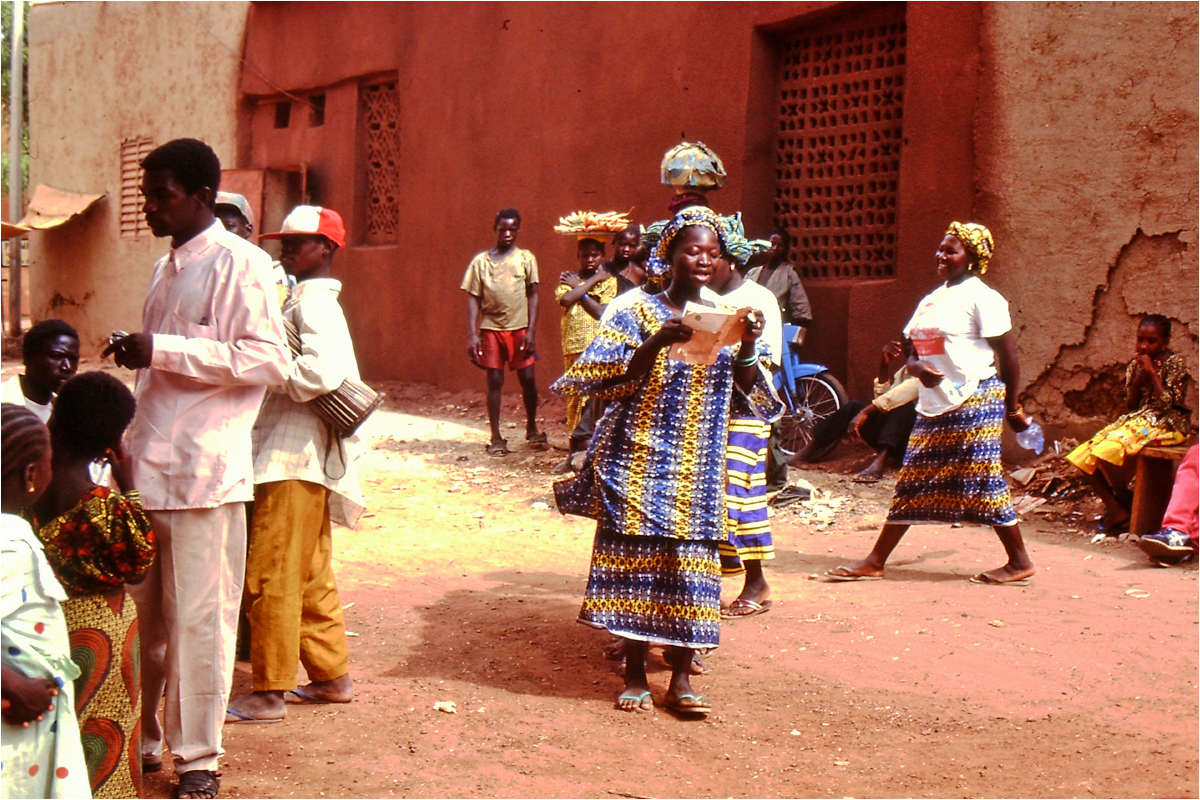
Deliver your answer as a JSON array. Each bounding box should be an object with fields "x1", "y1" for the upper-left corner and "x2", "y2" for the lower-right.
[{"x1": 826, "y1": 222, "x2": 1037, "y2": 586}]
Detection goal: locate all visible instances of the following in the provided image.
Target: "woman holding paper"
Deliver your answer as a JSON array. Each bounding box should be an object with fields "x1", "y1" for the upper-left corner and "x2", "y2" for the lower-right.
[
  {"x1": 826, "y1": 222, "x2": 1037, "y2": 586},
  {"x1": 552, "y1": 206, "x2": 782, "y2": 716}
]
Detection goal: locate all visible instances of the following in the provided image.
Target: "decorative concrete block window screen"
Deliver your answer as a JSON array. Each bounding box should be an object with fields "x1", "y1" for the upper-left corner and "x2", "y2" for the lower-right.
[
  {"x1": 119, "y1": 137, "x2": 155, "y2": 238},
  {"x1": 360, "y1": 79, "x2": 400, "y2": 244},
  {"x1": 774, "y1": 9, "x2": 906, "y2": 280}
]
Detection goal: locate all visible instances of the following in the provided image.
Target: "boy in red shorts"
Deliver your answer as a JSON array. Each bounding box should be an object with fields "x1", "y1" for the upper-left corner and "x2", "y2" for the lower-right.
[{"x1": 462, "y1": 208, "x2": 546, "y2": 456}]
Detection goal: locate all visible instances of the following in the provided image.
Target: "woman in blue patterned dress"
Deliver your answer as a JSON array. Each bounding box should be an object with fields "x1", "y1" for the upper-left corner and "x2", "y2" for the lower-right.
[
  {"x1": 553, "y1": 207, "x2": 781, "y2": 716},
  {"x1": 826, "y1": 222, "x2": 1037, "y2": 586}
]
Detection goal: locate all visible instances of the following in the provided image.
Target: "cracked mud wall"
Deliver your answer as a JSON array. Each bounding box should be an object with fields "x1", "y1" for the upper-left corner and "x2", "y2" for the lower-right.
[{"x1": 973, "y1": 3, "x2": 1198, "y2": 439}]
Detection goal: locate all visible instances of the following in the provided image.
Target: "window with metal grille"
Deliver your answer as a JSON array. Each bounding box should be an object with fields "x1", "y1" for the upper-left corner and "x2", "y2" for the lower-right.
[
  {"x1": 774, "y1": 10, "x2": 907, "y2": 280},
  {"x1": 119, "y1": 137, "x2": 154, "y2": 238},
  {"x1": 360, "y1": 79, "x2": 400, "y2": 243}
]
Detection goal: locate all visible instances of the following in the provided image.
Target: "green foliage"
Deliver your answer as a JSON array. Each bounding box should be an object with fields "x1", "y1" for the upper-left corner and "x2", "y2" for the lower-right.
[{"x1": 1, "y1": 0, "x2": 29, "y2": 201}]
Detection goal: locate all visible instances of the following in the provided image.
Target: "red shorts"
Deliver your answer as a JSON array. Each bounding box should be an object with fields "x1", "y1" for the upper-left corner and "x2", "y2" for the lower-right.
[{"x1": 479, "y1": 328, "x2": 536, "y2": 370}]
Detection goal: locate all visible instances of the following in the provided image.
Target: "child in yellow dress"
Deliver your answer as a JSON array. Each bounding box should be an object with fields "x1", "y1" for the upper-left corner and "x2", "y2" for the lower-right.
[{"x1": 1067, "y1": 315, "x2": 1194, "y2": 535}]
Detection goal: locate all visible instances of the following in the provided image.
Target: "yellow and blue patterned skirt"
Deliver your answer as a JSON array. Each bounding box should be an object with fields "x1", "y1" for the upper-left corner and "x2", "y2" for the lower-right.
[
  {"x1": 887, "y1": 377, "x2": 1017, "y2": 528},
  {"x1": 719, "y1": 411, "x2": 775, "y2": 575},
  {"x1": 578, "y1": 523, "x2": 722, "y2": 649}
]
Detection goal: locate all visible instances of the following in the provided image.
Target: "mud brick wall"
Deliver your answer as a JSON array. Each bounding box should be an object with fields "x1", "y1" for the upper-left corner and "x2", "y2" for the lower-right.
[{"x1": 974, "y1": 2, "x2": 1198, "y2": 440}]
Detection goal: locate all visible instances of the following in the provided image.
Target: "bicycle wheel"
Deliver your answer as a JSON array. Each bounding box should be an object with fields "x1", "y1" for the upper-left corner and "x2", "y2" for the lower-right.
[{"x1": 777, "y1": 371, "x2": 849, "y2": 457}]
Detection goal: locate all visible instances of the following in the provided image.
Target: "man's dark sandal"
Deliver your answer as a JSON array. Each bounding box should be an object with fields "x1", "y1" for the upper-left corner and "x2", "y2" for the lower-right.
[{"x1": 174, "y1": 770, "x2": 220, "y2": 799}]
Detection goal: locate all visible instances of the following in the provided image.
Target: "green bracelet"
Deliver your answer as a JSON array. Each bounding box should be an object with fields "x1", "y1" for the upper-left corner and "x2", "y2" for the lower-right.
[{"x1": 735, "y1": 352, "x2": 760, "y2": 368}]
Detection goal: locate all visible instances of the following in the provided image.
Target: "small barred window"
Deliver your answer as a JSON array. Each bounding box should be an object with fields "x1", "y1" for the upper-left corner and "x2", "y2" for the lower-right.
[{"x1": 119, "y1": 137, "x2": 154, "y2": 238}]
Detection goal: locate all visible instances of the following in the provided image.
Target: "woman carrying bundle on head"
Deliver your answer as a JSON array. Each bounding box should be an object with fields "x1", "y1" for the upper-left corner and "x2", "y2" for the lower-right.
[
  {"x1": 1, "y1": 403, "x2": 91, "y2": 799},
  {"x1": 553, "y1": 206, "x2": 781, "y2": 716},
  {"x1": 28, "y1": 373, "x2": 156, "y2": 799},
  {"x1": 826, "y1": 222, "x2": 1038, "y2": 586}
]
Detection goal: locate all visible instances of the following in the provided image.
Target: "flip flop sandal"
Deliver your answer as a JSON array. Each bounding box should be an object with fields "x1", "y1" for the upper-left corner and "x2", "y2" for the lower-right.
[
  {"x1": 284, "y1": 687, "x2": 350, "y2": 705},
  {"x1": 852, "y1": 472, "x2": 882, "y2": 484},
  {"x1": 824, "y1": 568, "x2": 883, "y2": 582},
  {"x1": 616, "y1": 689, "x2": 654, "y2": 713},
  {"x1": 143, "y1": 758, "x2": 163, "y2": 774},
  {"x1": 224, "y1": 706, "x2": 283, "y2": 724},
  {"x1": 665, "y1": 693, "x2": 711, "y2": 716},
  {"x1": 485, "y1": 439, "x2": 509, "y2": 457},
  {"x1": 526, "y1": 432, "x2": 549, "y2": 450},
  {"x1": 721, "y1": 598, "x2": 773, "y2": 619},
  {"x1": 969, "y1": 573, "x2": 1031, "y2": 587}
]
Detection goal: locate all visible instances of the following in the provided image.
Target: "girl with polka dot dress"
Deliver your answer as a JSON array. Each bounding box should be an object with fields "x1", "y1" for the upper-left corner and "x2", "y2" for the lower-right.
[{"x1": 1, "y1": 404, "x2": 90, "y2": 799}]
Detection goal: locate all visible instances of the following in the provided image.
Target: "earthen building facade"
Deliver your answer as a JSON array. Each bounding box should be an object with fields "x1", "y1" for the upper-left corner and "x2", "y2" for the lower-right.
[{"x1": 23, "y1": 1, "x2": 1198, "y2": 442}]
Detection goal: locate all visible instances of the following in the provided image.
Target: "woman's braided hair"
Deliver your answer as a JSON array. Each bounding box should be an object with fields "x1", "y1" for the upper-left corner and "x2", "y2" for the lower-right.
[{"x1": 2, "y1": 403, "x2": 51, "y2": 486}]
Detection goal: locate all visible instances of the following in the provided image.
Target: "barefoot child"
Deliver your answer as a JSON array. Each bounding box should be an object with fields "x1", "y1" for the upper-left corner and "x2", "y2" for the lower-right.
[
  {"x1": 462, "y1": 209, "x2": 546, "y2": 456},
  {"x1": 1067, "y1": 314, "x2": 1194, "y2": 536},
  {"x1": 555, "y1": 235, "x2": 621, "y2": 470},
  {"x1": 226, "y1": 207, "x2": 364, "y2": 723},
  {"x1": 2, "y1": 404, "x2": 90, "y2": 799}
]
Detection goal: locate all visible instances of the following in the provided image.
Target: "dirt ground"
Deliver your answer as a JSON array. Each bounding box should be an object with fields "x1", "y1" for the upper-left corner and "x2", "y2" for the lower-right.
[{"x1": 6, "y1": 362, "x2": 1196, "y2": 798}]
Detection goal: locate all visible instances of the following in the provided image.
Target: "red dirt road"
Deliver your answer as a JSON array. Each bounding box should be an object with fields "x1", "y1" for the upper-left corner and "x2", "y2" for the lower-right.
[{"x1": 117, "y1": 383, "x2": 1198, "y2": 798}]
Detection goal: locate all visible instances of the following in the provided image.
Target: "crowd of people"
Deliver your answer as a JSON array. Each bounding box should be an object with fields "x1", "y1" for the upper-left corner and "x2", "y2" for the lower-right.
[{"x1": 1, "y1": 137, "x2": 1195, "y2": 800}]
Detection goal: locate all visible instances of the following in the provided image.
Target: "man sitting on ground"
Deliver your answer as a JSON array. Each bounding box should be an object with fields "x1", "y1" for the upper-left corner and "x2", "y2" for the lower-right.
[{"x1": 791, "y1": 340, "x2": 920, "y2": 483}]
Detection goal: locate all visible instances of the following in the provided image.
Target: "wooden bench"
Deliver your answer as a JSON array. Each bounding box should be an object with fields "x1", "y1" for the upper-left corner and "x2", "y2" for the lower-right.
[{"x1": 1130, "y1": 444, "x2": 1193, "y2": 537}]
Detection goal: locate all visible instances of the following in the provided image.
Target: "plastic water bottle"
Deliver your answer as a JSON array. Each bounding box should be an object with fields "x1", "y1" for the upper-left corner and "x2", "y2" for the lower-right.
[{"x1": 1015, "y1": 420, "x2": 1045, "y2": 454}]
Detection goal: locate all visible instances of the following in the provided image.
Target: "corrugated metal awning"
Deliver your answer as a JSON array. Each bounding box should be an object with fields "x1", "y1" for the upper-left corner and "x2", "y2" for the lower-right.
[{"x1": 18, "y1": 185, "x2": 105, "y2": 229}]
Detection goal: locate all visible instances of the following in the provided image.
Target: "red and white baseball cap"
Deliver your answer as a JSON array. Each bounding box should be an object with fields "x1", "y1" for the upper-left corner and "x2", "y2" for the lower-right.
[{"x1": 260, "y1": 205, "x2": 346, "y2": 248}]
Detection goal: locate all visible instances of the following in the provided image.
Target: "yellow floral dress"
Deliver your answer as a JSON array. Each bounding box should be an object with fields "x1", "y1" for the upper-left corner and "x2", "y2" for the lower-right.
[{"x1": 1067, "y1": 353, "x2": 1194, "y2": 474}]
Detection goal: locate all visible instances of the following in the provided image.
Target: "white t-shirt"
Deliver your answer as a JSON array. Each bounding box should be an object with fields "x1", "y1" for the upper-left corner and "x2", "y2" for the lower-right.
[
  {"x1": 903, "y1": 276, "x2": 1012, "y2": 416},
  {"x1": 703, "y1": 281, "x2": 783, "y2": 366},
  {"x1": 0, "y1": 374, "x2": 51, "y2": 422}
]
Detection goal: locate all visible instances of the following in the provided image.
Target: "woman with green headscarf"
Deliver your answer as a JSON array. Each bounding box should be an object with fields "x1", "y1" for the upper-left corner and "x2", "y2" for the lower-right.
[{"x1": 826, "y1": 222, "x2": 1038, "y2": 586}]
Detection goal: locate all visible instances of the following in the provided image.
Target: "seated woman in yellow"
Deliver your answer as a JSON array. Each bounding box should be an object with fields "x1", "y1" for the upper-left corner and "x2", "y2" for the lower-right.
[{"x1": 1067, "y1": 314, "x2": 1193, "y2": 536}]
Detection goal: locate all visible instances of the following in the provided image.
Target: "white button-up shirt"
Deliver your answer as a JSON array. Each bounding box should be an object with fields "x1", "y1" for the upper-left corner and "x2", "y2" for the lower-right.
[{"x1": 128, "y1": 220, "x2": 289, "y2": 510}]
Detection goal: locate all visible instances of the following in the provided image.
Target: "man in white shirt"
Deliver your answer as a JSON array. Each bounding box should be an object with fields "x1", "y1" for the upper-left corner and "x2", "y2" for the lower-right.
[
  {"x1": 104, "y1": 138, "x2": 289, "y2": 800},
  {"x1": 225, "y1": 206, "x2": 362, "y2": 724},
  {"x1": 0, "y1": 319, "x2": 80, "y2": 422}
]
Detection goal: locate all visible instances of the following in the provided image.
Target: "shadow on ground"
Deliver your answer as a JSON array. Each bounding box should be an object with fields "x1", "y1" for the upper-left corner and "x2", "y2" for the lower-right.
[{"x1": 386, "y1": 570, "x2": 629, "y2": 703}]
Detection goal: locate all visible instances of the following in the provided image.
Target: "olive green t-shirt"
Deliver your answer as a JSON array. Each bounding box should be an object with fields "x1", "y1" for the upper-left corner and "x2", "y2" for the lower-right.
[{"x1": 460, "y1": 248, "x2": 539, "y2": 331}]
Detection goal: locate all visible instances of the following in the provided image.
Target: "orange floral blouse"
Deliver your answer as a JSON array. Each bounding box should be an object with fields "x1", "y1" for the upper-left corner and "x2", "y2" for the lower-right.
[{"x1": 30, "y1": 487, "x2": 157, "y2": 598}]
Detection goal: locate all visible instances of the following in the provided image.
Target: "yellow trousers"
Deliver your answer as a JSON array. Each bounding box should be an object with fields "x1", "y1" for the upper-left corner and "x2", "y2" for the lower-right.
[{"x1": 245, "y1": 480, "x2": 349, "y2": 691}]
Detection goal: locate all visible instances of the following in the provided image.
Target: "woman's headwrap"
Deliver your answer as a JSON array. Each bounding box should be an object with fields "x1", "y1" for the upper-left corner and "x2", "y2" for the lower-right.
[
  {"x1": 643, "y1": 208, "x2": 769, "y2": 277},
  {"x1": 719, "y1": 212, "x2": 771, "y2": 266},
  {"x1": 642, "y1": 206, "x2": 729, "y2": 278},
  {"x1": 945, "y1": 221, "x2": 994, "y2": 275}
]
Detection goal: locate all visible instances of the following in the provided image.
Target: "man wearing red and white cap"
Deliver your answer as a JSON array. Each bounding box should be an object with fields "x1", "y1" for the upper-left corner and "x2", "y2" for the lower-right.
[{"x1": 225, "y1": 205, "x2": 364, "y2": 722}]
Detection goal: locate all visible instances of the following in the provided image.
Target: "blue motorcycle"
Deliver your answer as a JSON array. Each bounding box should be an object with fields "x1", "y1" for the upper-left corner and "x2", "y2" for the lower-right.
[{"x1": 773, "y1": 323, "x2": 849, "y2": 456}]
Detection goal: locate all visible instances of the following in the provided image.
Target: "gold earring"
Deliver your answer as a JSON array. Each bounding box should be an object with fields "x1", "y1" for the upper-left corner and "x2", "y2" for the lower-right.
[{"x1": 27, "y1": 484, "x2": 36, "y2": 494}]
